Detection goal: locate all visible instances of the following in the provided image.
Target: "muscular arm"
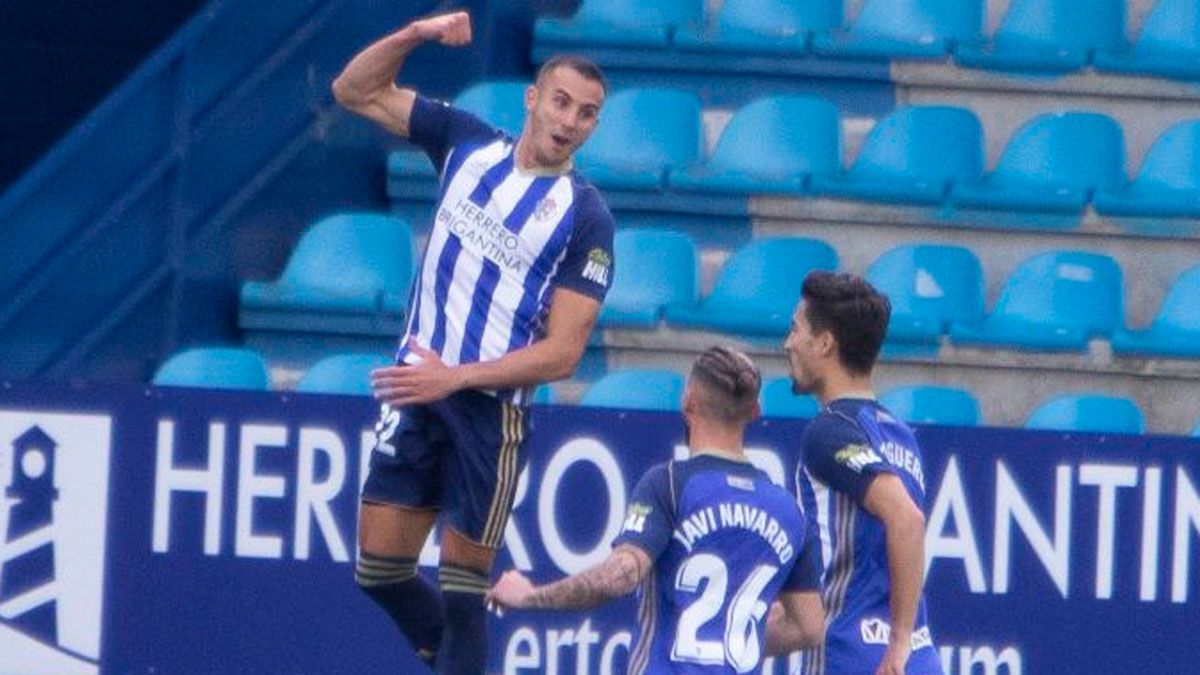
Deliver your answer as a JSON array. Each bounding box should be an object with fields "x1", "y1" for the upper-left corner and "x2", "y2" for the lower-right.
[
  {"x1": 372, "y1": 287, "x2": 601, "y2": 406},
  {"x1": 862, "y1": 473, "x2": 926, "y2": 674},
  {"x1": 488, "y1": 544, "x2": 651, "y2": 612},
  {"x1": 331, "y1": 11, "x2": 471, "y2": 136},
  {"x1": 765, "y1": 590, "x2": 825, "y2": 656}
]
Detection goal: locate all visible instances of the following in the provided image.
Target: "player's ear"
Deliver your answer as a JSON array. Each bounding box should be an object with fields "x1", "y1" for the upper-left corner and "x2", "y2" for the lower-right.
[{"x1": 524, "y1": 83, "x2": 538, "y2": 112}]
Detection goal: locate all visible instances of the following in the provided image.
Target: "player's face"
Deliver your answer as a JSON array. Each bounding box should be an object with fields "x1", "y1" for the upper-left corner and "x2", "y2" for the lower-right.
[
  {"x1": 784, "y1": 301, "x2": 821, "y2": 394},
  {"x1": 523, "y1": 66, "x2": 604, "y2": 169}
]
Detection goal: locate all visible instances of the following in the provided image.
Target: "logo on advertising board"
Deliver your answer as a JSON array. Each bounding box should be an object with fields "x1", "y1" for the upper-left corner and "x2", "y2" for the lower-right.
[{"x1": 0, "y1": 411, "x2": 111, "y2": 674}]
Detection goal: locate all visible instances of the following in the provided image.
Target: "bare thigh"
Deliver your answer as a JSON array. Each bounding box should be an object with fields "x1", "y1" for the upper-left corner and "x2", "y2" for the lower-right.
[{"x1": 359, "y1": 501, "x2": 438, "y2": 558}]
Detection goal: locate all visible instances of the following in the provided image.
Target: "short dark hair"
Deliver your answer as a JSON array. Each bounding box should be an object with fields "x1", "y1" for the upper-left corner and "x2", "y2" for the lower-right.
[
  {"x1": 689, "y1": 345, "x2": 762, "y2": 426},
  {"x1": 801, "y1": 271, "x2": 891, "y2": 376},
  {"x1": 536, "y1": 55, "x2": 608, "y2": 96}
]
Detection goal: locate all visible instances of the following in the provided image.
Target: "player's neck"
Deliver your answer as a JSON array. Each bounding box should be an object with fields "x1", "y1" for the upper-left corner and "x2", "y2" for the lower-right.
[
  {"x1": 687, "y1": 424, "x2": 746, "y2": 460},
  {"x1": 817, "y1": 370, "x2": 875, "y2": 405},
  {"x1": 514, "y1": 137, "x2": 572, "y2": 175}
]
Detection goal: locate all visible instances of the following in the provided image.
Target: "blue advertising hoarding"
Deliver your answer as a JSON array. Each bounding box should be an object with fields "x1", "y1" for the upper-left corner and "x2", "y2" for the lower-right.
[{"x1": 0, "y1": 383, "x2": 1198, "y2": 674}]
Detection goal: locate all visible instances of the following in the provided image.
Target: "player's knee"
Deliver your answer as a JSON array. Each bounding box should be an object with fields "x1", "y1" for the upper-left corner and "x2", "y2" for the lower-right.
[{"x1": 355, "y1": 549, "x2": 418, "y2": 592}]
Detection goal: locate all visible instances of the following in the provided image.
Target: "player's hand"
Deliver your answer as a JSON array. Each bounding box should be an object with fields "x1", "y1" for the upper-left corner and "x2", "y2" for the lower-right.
[
  {"x1": 874, "y1": 642, "x2": 911, "y2": 675},
  {"x1": 370, "y1": 342, "x2": 465, "y2": 406},
  {"x1": 486, "y1": 570, "x2": 535, "y2": 613},
  {"x1": 412, "y1": 11, "x2": 472, "y2": 47}
]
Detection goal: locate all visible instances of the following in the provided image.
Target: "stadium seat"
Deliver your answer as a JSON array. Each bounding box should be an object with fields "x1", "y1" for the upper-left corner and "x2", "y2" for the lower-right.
[
  {"x1": 575, "y1": 88, "x2": 703, "y2": 191},
  {"x1": 1193, "y1": 419, "x2": 1200, "y2": 437},
  {"x1": 674, "y1": 0, "x2": 840, "y2": 54},
  {"x1": 809, "y1": 106, "x2": 983, "y2": 205},
  {"x1": 955, "y1": 0, "x2": 1125, "y2": 72},
  {"x1": 531, "y1": 384, "x2": 559, "y2": 405},
  {"x1": 760, "y1": 377, "x2": 820, "y2": 418},
  {"x1": 600, "y1": 229, "x2": 698, "y2": 328},
  {"x1": 813, "y1": 0, "x2": 982, "y2": 59},
  {"x1": 867, "y1": 244, "x2": 984, "y2": 347},
  {"x1": 387, "y1": 80, "x2": 527, "y2": 192},
  {"x1": 665, "y1": 238, "x2": 838, "y2": 337},
  {"x1": 580, "y1": 369, "x2": 685, "y2": 411},
  {"x1": 879, "y1": 385, "x2": 981, "y2": 426},
  {"x1": 239, "y1": 213, "x2": 414, "y2": 335},
  {"x1": 669, "y1": 95, "x2": 841, "y2": 196},
  {"x1": 295, "y1": 352, "x2": 393, "y2": 396},
  {"x1": 153, "y1": 347, "x2": 270, "y2": 390},
  {"x1": 1024, "y1": 393, "x2": 1145, "y2": 434},
  {"x1": 1111, "y1": 264, "x2": 1200, "y2": 358},
  {"x1": 1094, "y1": 0, "x2": 1200, "y2": 81},
  {"x1": 950, "y1": 251, "x2": 1123, "y2": 351},
  {"x1": 1093, "y1": 120, "x2": 1200, "y2": 218},
  {"x1": 533, "y1": 0, "x2": 701, "y2": 48},
  {"x1": 950, "y1": 112, "x2": 1124, "y2": 214}
]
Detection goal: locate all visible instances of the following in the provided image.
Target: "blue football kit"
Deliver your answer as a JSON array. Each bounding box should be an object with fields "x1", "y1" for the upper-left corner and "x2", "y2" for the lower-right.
[
  {"x1": 614, "y1": 453, "x2": 822, "y2": 674},
  {"x1": 794, "y1": 397, "x2": 944, "y2": 674},
  {"x1": 364, "y1": 96, "x2": 615, "y2": 546}
]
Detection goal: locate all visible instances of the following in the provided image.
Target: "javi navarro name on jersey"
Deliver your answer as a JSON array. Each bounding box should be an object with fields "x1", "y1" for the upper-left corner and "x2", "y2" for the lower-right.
[{"x1": 671, "y1": 501, "x2": 796, "y2": 564}]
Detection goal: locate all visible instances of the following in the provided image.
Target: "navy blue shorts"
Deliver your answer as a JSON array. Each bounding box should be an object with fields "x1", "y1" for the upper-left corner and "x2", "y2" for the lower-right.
[{"x1": 361, "y1": 389, "x2": 529, "y2": 549}]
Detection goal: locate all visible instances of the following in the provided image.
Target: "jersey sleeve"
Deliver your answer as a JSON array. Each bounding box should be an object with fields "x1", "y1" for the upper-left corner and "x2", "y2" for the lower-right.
[
  {"x1": 407, "y1": 95, "x2": 501, "y2": 172},
  {"x1": 552, "y1": 185, "x2": 615, "y2": 302},
  {"x1": 801, "y1": 413, "x2": 896, "y2": 506},
  {"x1": 782, "y1": 525, "x2": 822, "y2": 592},
  {"x1": 612, "y1": 462, "x2": 674, "y2": 562}
]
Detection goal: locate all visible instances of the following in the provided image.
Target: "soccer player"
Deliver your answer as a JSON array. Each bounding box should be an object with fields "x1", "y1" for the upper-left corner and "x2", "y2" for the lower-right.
[
  {"x1": 783, "y1": 271, "x2": 943, "y2": 675},
  {"x1": 331, "y1": 11, "x2": 614, "y2": 674},
  {"x1": 487, "y1": 346, "x2": 826, "y2": 674}
]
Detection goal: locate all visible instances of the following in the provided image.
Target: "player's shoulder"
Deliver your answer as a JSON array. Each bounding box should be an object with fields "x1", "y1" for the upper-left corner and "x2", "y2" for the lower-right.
[
  {"x1": 565, "y1": 173, "x2": 614, "y2": 224},
  {"x1": 802, "y1": 406, "x2": 870, "y2": 456}
]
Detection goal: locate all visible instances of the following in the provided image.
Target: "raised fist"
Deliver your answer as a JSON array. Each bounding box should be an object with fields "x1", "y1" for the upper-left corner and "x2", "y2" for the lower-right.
[{"x1": 413, "y1": 11, "x2": 472, "y2": 47}]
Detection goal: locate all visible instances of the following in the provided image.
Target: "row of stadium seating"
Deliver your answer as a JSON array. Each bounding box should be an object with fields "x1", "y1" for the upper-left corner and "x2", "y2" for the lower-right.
[
  {"x1": 388, "y1": 86, "x2": 1200, "y2": 221},
  {"x1": 150, "y1": 347, "x2": 1181, "y2": 435},
  {"x1": 243, "y1": 213, "x2": 1200, "y2": 357},
  {"x1": 535, "y1": 0, "x2": 1200, "y2": 80}
]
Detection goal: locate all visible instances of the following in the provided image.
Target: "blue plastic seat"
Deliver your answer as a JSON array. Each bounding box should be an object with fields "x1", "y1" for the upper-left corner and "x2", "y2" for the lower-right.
[
  {"x1": 153, "y1": 347, "x2": 270, "y2": 390},
  {"x1": 581, "y1": 369, "x2": 685, "y2": 411},
  {"x1": 880, "y1": 385, "x2": 981, "y2": 426},
  {"x1": 950, "y1": 251, "x2": 1123, "y2": 351},
  {"x1": 295, "y1": 353, "x2": 393, "y2": 396},
  {"x1": 950, "y1": 112, "x2": 1124, "y2": 213},
  {"x1": 1094, "y1": 0, "x2": 1200, "y2": 80},
  {"x1": 813, "y1": 0, "x2": 982, "y2": 59},
  {"x1": 1112, "y1": 265, "x2": 1200, "y2": 358},
  {"x1": 760, "y1": 377, "x2": 820, "y2": 418},
  {"x1": 600, "y1": 229, "x2": 698, "y2": 328},
  {"x1": 1094, "y1": 120, "x2": 1200, "y2": 218},
  {"x1": 534, "y1": 0, "x2": 701, "y2": 48},
  {"x1": 674, "y1": 0, "x2": 841, "y2": 54},
  {"x1": 956, "y1": 0, "x2": 1125, "y2": 72},
  {"x1": 387, "y1": 80, "x2": 528, "y2": 189},
  {"x1": 531, "y1": 384, "x2": 559, "y2": 405},
  {"x1": 670, "y1": 96, "x2": 841, "y2": 195},
  {"x1": 1193, "y1": 419, "x2": 1200, "y2": 437},
  {"x1": 576, "y1": 88, "x2": 703, "y2": 191},
  {"x1": 809, "y1": 106, "x2": 983, "y2": 205},
  {"x1": 867, "y1": 244, "x2": 984, "y2": 345},
  {"x1": 240, "y1": 213, "x2": 414, "y2": 333},
  {"x1": 666, "y1": 238, "x2": 838, "y2": 337},
  {"x1": 1025, "y1": 393, "x2": 1144, "y2": 434}
]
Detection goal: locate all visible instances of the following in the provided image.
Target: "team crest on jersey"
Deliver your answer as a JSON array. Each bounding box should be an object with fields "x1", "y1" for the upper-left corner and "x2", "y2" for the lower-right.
[
  {"x1": 834, "y1": 443, "x2": 882, "y2": 472},
  {"x1": 533, "y1": 197, "x2": 558, "y2": 222},
  {"x1": 622, "y1": 503, "x2": 652, "y2": 534},
  {"x1": 582, "y1": 248, "x2": 611, "y2": 287}
]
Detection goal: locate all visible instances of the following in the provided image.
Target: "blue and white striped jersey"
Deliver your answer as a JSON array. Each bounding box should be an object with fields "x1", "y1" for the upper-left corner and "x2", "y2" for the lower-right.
[
  {"x1": 794, "y1": 398, "x2": 943, "y2": 675},
  {"x1": 398, "y1": 96, "x2": 615, "y2": 403},
  {"x1": 614, "y1": 454, "x2": 822, "y2": 675}
]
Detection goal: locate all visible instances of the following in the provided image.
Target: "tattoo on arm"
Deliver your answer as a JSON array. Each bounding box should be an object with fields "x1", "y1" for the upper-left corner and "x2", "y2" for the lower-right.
[{"x1": 527, "y1": 546, "x2": 649, "y2": 610}]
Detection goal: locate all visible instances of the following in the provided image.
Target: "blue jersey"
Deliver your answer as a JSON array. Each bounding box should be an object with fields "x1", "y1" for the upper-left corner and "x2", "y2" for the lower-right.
[
  {"x1": 399, "y1": 96, "x2": 615, "y2": 403},
  {"x1": 793, "y1": 398, "x2": 943, "y2": 675},
  {"x1": 614, "y1": 454, "x2": 822, "y2": 675}
]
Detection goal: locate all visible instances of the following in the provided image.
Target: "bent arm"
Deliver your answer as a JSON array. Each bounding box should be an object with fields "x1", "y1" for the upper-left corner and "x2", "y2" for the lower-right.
[
  {"x1": 455, "y1": 287, "x2": 601, "y2": 389},
  {"x1": 527, "y1": 544, "x2": 651, "y2": 611},
  {"x1": 331, "y1": 11, "x2": 470, "y2": 136},
  {"x1": 766, "y1": 591, "x2": 825, "y2": 656},
  {"x1": 862, "y1": 473, "x2": 926, "y2": 670}
]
